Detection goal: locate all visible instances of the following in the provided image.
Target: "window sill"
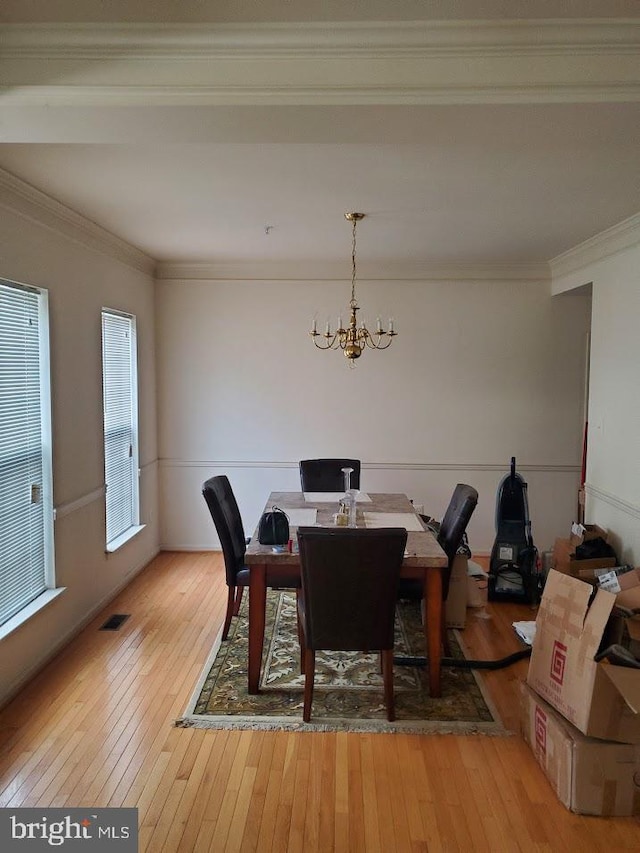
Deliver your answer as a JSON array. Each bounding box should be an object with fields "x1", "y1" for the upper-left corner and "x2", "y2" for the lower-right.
[
  {"x1": 0, "y1": 588, "x2": 66, "y2": 642},
  {"x1": 106, "y1": 524, "x2": 146, "y2": 554}
]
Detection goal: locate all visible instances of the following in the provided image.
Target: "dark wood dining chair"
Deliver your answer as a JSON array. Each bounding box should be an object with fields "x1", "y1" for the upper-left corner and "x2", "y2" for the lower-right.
[
  {"x1": 397, "y1": 483, "x2": 478, "y2": 655},
  {"x1": 299, "y1": 458, "x2": 361, "y2": 492},
  {"x1": 202, "y1": 475, "x2": 298, "y2": 640},
  {"x1": 296, "y1": 526, "x2": 407, "y2": 722}
]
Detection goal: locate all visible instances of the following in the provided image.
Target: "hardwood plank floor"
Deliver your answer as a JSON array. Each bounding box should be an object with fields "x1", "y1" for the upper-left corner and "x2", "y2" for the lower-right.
[{"x1": 1, "y1": 551, "x2": 639, "y2": 851}]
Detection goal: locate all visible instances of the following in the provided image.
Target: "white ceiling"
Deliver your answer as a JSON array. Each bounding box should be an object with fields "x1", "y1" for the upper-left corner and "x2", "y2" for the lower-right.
[{"x1": 1, "y1": 6, "x2": 639, "y2": 269}]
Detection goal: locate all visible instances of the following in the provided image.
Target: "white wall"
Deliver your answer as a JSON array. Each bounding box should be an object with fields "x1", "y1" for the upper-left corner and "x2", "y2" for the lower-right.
[
  {"x1": 554, "y1": 238, "x2": 640, "y2": 564},
  {"x1": 0, "y1": 188, "x2": 159, "y2": 707},
  {"x1": 156, "y1": 273, "x2": 591, "y2": 554}
]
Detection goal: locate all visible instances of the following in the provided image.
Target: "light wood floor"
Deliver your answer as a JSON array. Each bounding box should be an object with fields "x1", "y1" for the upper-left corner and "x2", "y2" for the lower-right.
[{"x1": 1, "y1": 551, "x2": 638, "y2": 852}]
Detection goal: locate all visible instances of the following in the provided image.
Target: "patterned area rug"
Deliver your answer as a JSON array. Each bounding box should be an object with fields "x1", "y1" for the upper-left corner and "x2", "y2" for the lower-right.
[{"x1": 176, "y1": 590, "x2": 507, "y2": 734}]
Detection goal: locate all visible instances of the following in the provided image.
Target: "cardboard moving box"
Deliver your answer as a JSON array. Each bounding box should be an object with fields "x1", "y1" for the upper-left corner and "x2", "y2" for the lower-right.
[
  {"x1": 467, "y1": 560, "x2": 488, "y2": 608},
  {"x1": 527, "y1": 570, "x2": 640, "y2": 744},
  {"x1": 552, "y1": 523, "x2": 617, "y2": 580},
  {"x1": 598, "y1": 566, "x2": 640, "y2": 610},
  {"x1": 569, "y1": 523, "x2": 608, "y2": 548},
  {"x1": 444, "y1": 554, "x2": 467, "y2": 629},
  {"x1": 421, "y1": 554, "x2": 468, "y2": 629},
  {"x1": 606, "y1": 615, "x2": 640, "y2": 660},
  {"x1": 521, "y1": 683, "x2": 640, "y2": 815},
  {"x1": 552, "y1": 537, "x2": 616, "y2": 580}
]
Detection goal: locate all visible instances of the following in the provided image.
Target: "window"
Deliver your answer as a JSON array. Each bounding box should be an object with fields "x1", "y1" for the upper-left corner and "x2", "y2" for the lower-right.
[
  {"x1": 0, "y1": 278, "x2": 55, "y2": 629},
  {"x1": 101, "y1": 309, "x2": 141, "y2": 550}
]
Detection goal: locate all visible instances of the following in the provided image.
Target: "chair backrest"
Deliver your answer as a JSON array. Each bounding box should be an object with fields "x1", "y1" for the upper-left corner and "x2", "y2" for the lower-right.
[
  {"x1": 299, "y1": 458, "x2": 361, "y2": 492},
  {"x1": 202, "y1": 475, "x2": 247, "y2": 586},
  {"x1": 437, "y1": 483, "x2": 478, "y2": 596},
  {"x1": 297, "y1": 527, "x2": 407, "y2": 651}
]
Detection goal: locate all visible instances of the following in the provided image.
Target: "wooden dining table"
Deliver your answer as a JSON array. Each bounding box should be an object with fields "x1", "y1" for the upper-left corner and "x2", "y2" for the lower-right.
[{"x1": 244, "y1": 491, "x2": 448, "y2": 697}]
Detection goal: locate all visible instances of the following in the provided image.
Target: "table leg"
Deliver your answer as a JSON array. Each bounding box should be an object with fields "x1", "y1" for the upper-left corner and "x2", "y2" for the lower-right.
[
  {"x1": 248, "y1": 564, "x2": 267, "y2": 694},
  {"x1": 425, "y1": 568, "x2": 443, "y2": 697}
]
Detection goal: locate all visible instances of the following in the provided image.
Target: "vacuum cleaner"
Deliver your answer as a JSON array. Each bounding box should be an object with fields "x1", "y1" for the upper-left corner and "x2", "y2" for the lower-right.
[{"x1": 488, "y1": 457, "x2": 540, "y2": 604}]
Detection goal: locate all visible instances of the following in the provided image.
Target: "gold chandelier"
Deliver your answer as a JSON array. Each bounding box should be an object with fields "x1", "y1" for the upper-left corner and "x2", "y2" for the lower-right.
[{"x1": 309, "y1": 212, "x2": 397, "y2": 361}]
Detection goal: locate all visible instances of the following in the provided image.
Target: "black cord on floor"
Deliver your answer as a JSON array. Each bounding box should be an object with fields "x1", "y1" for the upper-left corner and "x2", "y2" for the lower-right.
[{"x1": 394, "y1": 647, "x2": 531, "y2": 671}]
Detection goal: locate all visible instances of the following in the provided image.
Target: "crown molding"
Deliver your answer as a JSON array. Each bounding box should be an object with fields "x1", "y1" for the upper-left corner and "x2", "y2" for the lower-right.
[
  {"x1": 0, "y1": 165, "x2": 551, "y2": 282},
  {"x1": 3, "y1": 84, "x2": 638, "y2": 108},
  {"x1": 155, "y1": 260, "x2": 549, "y2": 282},
  {"x1": 2, "y1": 19, "x2": 639, "y2": 106},
  {"x1": 0, "y1": 83, "x2": 640, "y2": 108},
  {"x1": 2, "y1": 20, "x2": 639, "y2": 58},
  {"x1": 0, "y1": 168, "x2": 155, "y2": 276},
  {"x1": 550, "y1": 211, "x2": 640, "y2": 279}
]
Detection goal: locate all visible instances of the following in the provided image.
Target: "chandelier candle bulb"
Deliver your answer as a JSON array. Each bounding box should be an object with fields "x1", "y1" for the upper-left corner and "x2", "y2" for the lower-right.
[
  {"x1": 389, "y1": 318, "x2": 394, "y2": 333},
  {"x1": 377, "y1": 317, "x2": 382, "y2": 333}
]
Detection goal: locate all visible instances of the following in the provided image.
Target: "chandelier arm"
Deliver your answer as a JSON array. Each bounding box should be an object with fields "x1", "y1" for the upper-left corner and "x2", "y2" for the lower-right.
[
  {"x1": 362, "y1": 328, "x2": 400, "y2": 349},
  {"x1": 369, "y1": 335, "x2": 394, "y2": 350},
  {"x1": 310, "y1": 331, "x2": 341, "y2": 350}
]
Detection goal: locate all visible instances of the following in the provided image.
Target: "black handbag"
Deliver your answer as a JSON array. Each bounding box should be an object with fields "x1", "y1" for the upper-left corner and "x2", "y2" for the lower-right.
[{"x1": 258, "y1": 505, "x2": 290, "y2": 545}]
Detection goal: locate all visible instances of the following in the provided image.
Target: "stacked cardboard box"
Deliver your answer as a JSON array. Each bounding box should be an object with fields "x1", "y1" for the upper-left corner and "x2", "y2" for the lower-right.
[
  {"x1": 522, "y1": 568, "x2": 640, "y2": 815},
  {"x1": 467, "y1": 560, "x2": 488, "y2": 608},
  {"x1": 552, "y1": 524, "x2": 616, "y2": 580},
  {"x1": 601, "y1": 568, "x2": 640, "y2": 655},
  {"x1": 521, "y1": 684, "x2": 640, "y2": 815},
  {"x1": 421, "y1": 554, "x2": 469, "y2": 630},
  {"x1": 421, "y1": 547, "x2": 472, "y2": 628},
  {"x1": 444, "y1": 553, "x2": 468, "y2": 629}
]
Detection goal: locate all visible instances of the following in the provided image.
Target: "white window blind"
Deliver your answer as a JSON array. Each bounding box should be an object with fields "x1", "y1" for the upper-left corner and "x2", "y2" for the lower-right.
[
  {"x1": 0, "y1": 279, "x2": 54, "y2": 628},
  {"x1": 101, "y1": 310, "x2": 140, "y2": 548}
]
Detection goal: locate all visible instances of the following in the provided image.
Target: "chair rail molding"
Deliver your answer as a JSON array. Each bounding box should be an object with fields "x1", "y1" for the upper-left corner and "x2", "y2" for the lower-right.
[
  {"x1": 584, "y1": 482, "x2": 640, "y2": 520},
  {"x1": 2, "y1": 20, "x2": 639, "y2": 106},
  {"x1": 159, "y1": 458, "x2": 579, "y2": 474},
  {"x1": 54, "y1": 459, "x2": 158, "y2": 520},
  {"x1": 54, "y1": 486, "x2": 105, "y2": 521}
]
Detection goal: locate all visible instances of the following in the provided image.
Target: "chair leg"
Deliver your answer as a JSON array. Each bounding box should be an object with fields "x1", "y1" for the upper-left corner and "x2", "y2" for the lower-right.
[
  {"x1": 381, "y1": 649, "x2": 395, "y2": 722},
  {"x1": 233, "y1": 586, "x2": 244, "y2": 616},
  {"x1": 298, "y1": 617, "x2": 306, "y2": 674},
  {"x1": 303, "y1": 649, "x2": 315, "y2": 722},
  {"x1": 222, "y1": 585, "x2": 235, "y2": 641}
]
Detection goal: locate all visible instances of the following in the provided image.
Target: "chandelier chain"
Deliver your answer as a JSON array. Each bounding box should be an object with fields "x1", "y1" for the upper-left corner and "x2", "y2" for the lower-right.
[{"x1": 351, "y1": 217, "x2": 357, "y2": 307}]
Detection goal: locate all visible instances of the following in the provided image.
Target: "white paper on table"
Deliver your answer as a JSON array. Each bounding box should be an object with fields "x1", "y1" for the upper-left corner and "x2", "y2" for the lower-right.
[
  {"x1": 303, "y1": 491, "x2": 372, "y2": 503},
  {"x1": 281, "y1": 508, "x2": 318, "y2": 527},
  {"x1": 363, "y1": 512, "x2": 424, "y2": 532}
]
